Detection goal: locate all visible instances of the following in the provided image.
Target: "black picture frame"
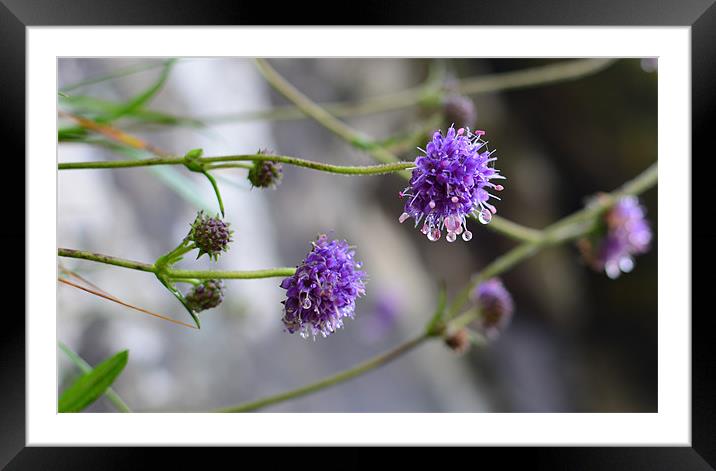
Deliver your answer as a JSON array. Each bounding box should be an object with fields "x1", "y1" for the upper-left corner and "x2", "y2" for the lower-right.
[{"x1": 3, "y1": 0, "x2": 712, "y2": 467}]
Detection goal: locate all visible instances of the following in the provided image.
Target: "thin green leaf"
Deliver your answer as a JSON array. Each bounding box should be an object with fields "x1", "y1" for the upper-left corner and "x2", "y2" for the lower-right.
[
  {"x1": 58, "y1": 350, "x2": 129, "y2": 413},
  {"x1": 59, "y1": 95, "x2": 204, "y2": 128},
  {"x1": 103, "y1": 58, "x2": 177, "y2": 121},
  {"x1": 60, "y1": 59, "x2": 174, "y2": 93},
  {"x1": 58, "y1": 342, "x2": 131, "y2": 412}
]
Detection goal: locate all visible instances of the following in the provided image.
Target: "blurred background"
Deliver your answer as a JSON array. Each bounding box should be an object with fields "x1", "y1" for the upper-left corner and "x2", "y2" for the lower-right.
[{"x1": 57, "y1": 58, "x2": 657, "y2": 412}]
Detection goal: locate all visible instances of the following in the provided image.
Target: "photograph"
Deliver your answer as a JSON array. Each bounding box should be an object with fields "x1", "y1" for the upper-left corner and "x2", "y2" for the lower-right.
[{"x1": 56, "y1": 57, "x2": 658, "y2": 414}]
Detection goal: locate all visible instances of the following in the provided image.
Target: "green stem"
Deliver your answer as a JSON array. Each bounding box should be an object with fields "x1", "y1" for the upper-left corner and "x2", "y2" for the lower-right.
[
  {"x1": 458, "y1": 59, "x2": 616, "y2": 95},
  {"x1": 169, "y1": 267, "x2": 296, "y2": 280},
  {"x1": 58, "y1": 153, "x2": 414, "y2": 176},
  {"x1": 203, "y1": 171, "x2": 225, "y2": 216},
  {"x1": 218, "y1": 333, "x2": 429, "y2": 413},
  {"x1": 58, "y1": 248, "x2": 296, "y2": 280},
  {"x1": 57, "y1": 248, "x2": 155, "y2": 272}
]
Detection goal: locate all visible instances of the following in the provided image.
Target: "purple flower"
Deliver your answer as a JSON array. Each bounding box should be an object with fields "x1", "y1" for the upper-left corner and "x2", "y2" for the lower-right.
[
  {"x1": 280, "y1": 234, "x2": 367, "y2": 339},
  {"x1": 471, "y1": 278, "x2": 514, "y2": 340},
  {"x1": 398, "y1": 126, "x2": 505, "y2": 242},
  {"x1": 579, "y1": 196, "x2": 652, "y2": 279}
]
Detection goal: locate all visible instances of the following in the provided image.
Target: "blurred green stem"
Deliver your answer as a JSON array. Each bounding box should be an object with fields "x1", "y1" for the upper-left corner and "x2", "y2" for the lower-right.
[
  {"x1": 219, "y1": 162, "x2": 657, "y2": 412},
  {"x1": 218, "y1": 333, "x2": 429, "y2": 413},
  {"x1": 254, "y1": 58, "x2": 399, "y2": 165}
]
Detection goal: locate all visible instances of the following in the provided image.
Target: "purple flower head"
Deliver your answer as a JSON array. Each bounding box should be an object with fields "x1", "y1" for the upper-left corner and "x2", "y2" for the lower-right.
[
  {"x1": 398, "y1": 126, "x2": 505, "y2": 243},
  {"x1": 579, "y1": 196, "x2": 652, "y2": 279},
  {"x1": 471, "y1": 278, "x2": 514, "y2": 340},
  {"x1": 280, "y1": 234, "x2": 367, "y2": 339}
]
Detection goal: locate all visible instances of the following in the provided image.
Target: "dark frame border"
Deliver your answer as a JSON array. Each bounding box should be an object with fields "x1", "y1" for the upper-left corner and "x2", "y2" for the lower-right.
[{"x1": 3, "y1": 0, "x2": 712, "y2": 468}]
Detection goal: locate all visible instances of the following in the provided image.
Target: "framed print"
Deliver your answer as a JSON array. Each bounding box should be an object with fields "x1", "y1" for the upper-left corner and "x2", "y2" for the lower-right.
[{"x1": 3, "y1": 0, "x2": 712, "y2": 467}]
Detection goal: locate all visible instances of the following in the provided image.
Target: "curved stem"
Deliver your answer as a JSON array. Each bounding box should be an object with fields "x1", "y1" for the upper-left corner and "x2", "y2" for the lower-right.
[
  {"x1": 254, "y1": 58, "x2": 399, "y2": 165},
  {"x1": 203, "y1": 171, "x2": 225, "y2": 216},
  {"x1": 218, "y1": 333, "x2": 429, "y2": 413},
  {"x1": 58, "y1": 248, "x2": 296, "y2": 280},
  {"x1": 59, "y1": 153, "x2": 414, "y2": 176}
]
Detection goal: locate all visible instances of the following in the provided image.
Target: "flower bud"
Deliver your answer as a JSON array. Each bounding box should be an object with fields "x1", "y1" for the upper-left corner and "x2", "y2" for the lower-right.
[
  {"x1": 442, "y1": 95, "x2": 477, "y2": 129},
  {"x1": 444, "y1": 328, "x2": 470, "y2": 354},
  {"x1": 248, "y1": 149, "x2": 283, "y2": 189},
  {"x1": 471, "y1": 278, "x2": 514, "y2": 340},
  {"x1": 186, "y1": 279, "x2": 225, "y2": 312},
  {"x1": 188, "y1": 211, "x2": 233, "y2": 261}
]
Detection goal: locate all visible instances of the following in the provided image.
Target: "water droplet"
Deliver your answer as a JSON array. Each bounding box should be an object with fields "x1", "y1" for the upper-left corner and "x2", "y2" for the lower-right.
[
  {"x1": 605, "y1": 262, "x2": 621, "y2": 279},
  {"x1": 444, "y1": 215, "x2": 461, "y2": 232},
  {"x1": 398, "y1": 212, "x2": 410, "y2": 224},
  {"x1": 302, "y1": 297, "x2": 312, "y2": 309},
  {"x1": 478, "y1": 209, "x2": 492, "y2": 224},
  {"x1": 494, "y1": 184, "x2": 504, "y2": 191},
  {"x1": 429, "y1": 200, "x2": 436, "y2": 209},
  {"x1": 619, "y1": 256, "x2": 634, "y2": 273},
  {"x1": 451, "y1": 196, "x2": 459, "y2": 203},
  {"x1": 427, "y1": 227, "x2": 441, "y2": 242},
  {"x1": 446, "y1": 232, "x2": 457, "y2": 243},
  {"x1": 462, "y1": 230, "x2": 473, "y2": 241},
  {"x1": 421, "y1": 224, "x2": 430, "y2": 235},
  {"x1": 455, "y1": 225, "x2": 463, "y2": 235}
]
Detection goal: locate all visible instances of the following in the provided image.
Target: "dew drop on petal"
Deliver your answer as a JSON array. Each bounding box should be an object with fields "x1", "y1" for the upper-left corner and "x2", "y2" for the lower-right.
[
  {"x1": 605, "y1": 262, "x2": 621, "y2": 279},
  {"x1": 619, "y1": 256, "x2": 634, "y2": 273},
  {"x1": 302, "y1": 297, "x2": 312, "y2": 309},
  {"x1": 462, "y1": 230, "x2": 473, "y2": 241},
  {"x1": 451, "y1": 196, "x2": 459, "y2": 203},
  {"x1": 446, "y1": 232, "x2": 457, "y2": 243},
  {"x1": 478, "y1": 209, "x2": 492, "y2": 224},
  {"x1": 427, "y1": 227, "x2": 441, "y2": 242},
  {"x1": 494, "y1": 184, "x2": 504, "y2": 191},
  {"x1": 429, "y1": 200, "x2": 436, "y2": 209},
  {"x1": 421, "y1": 223, "x2": 430, "y2": 235},
  {"x1": 398, "y1": 212, "x2": 410, "y2": 224},
  {"x1": 444, "y1": 215, "x2": 461, "y2": 233}
]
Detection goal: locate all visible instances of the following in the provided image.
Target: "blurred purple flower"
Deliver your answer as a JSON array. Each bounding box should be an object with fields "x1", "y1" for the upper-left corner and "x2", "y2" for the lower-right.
[
  {"x1": 280, "y1": 234, "x2": 367, "y2": 339},
  {"x1": 359, "y1": 290, "x2": 401, "y2": 342},
  {"x1": 580, "y1": 196, "x2": 652, "y2": 279},
  {"x1": 471, "y1": 278, "x2": 514, "y2": 340},
  {"x1": 398, "y1": 126, "x2": 505, "y2": 243}
]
